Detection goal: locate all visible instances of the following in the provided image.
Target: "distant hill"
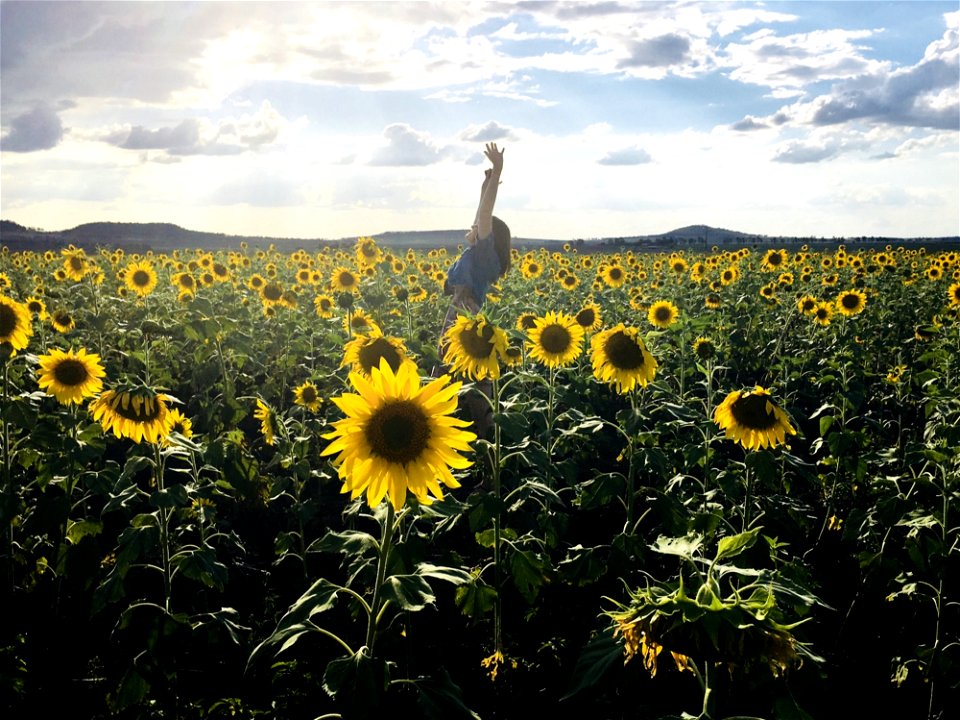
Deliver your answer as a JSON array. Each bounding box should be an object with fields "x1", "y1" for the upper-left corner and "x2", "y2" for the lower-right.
[{"x1": 1, "y1": 219, "x2": 956, "y2": 253}]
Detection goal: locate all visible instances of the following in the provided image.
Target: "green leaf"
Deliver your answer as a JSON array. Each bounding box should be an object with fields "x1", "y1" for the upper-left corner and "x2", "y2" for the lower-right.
[
  {"x1": 714, "y1": 527, "x2": 761, "y2": 563},
  {"x1": 475, "y1": 526, "x2": 517, "y2": 549},
  {"x1": 173, "y1": 547, "x2": 228, "y2": 591},
  {"x1": 561, "y1": 631, "x2": 623, "y2": 700},
  {"x1": 557, "y1": 544, "x2": 608, "y2": 586},
  {"x1": 510, "y1": 548, "x2": 548, "y2": 603},
  {"x1": 323, "y1": 649, "x2": 390, "y2": 706},
  {"x1": 819, "y1": 415, "x2": 835, "y2": 436},
  {"x1": 311, "y1": 528, "x2": 379, "y2": 556},
  {"x1": 414, "y1": 668, "x2": 481, "y2": 719},
  {"x1": 416, "y1": 563, "x2": 475, "y2": 586},
  {"x1": 651, "y1": 534, "x2": 703, "y2": 560},
  {"x1": 576, "y1": 473, "x2": 626, "y2": 511},
  {"x1": 66, "y1": 518, "x2": 103, "y2": 545},
  {"x1": 454, "y1": 580, "x2": 497, "y2": 618},
  {"x1": 381, "y1": 574, "x2": 435, "y2": 612}
]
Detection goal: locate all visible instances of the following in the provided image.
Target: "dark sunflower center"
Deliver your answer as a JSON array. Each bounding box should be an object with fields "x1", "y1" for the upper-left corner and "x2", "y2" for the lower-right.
[
  {"x1": 263, "y1": 283, "x2": 283, "y2": 301},
  {"x1": 300, "y1": 386, "x2": 318, "y2": 403},
  {"x1": 28, "y1": 301, "x2": 43, "y2": 314},
  {"x1": 539, "y1": 324, "x2": 571, "y2": 354},
  {"x1": 576, "y1": 308, "x2": 595, "y2": 327},
  {"x1": 723, "y1": 271, "x2": 734, "y2": 280},
  {"x1": 339, "y1": 271, "x2": 356, "y2": 286},
  {"x1": 802, "y1": 299, "x2": 815, "y2": 311},
  {"x1": 816, "y1": 307, "x2": 829, "y2": 319},
  {"x1": 603, "y1": 331, "x2": 645, "y2": 370},
  {"x1": 54, "y1": 311, "x2": 73, "y2": 326},
  {"x1": 252, "y1": 277, "x2": 264, "y2": 288},
  {"x1": 68, "y1": 257, "x2": 84, "y2": 271},
  {"x1": 358, "y1": 337, "x2": 402, "y2": 373},
  {"x1": 180, "y1": 275, "x2": 195, "y2": 288},
  {"x1": 609, "y1": 268, "x2": 623, "y2": 281},
  {"x1": 364, "y1": 399, "x2": 430, "y2": 464},
  {"x1": 53, "y1": 358, "x2": 89, "y2": 386},
  {"x1": 459, "y1": 323, "x2": 495, "y2": 359},
  {"x1": 213, "y1": 263, "x2": 228, "y2": 276},
  {"x1": 730, "y1": 393, "x2": 778, "y2": 430},
  {"x1": 520, "y1": 315, "x2": 537, "y2": 330},
  {"x1": 768, "y1": 254, "x2": 783, "y2": 266},
  {"x1": 132, "y1": 270, "x2": 151, "y2": 287},
  {"x1": 110, "y1": 393, "x2": 163, "y2": 422},
  {"x1": 529, "y1": 263, "x2": 539, "y2": 273},
  {"x1": 840, "y1": 294, "x2": 860, "y2": 309},
  {"x1": 654, "y1": 306, "x2": 673, "y2": 323},
  {"x1": 0, "y1": 304, "x2": 17, "y2": 336},
  {"x1": 320, "y1": 298, "x2": 332, "y2": 310}
]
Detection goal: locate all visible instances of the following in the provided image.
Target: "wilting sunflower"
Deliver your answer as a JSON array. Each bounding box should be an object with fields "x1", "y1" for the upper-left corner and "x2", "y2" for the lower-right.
[
  {"x1": 835, "y1": 289, "x2": 867, "y2": 316},
  {"x1": 36, "y1": 347, "x2": 106, "y2": 405},
  {"x1": 812, "y1": 302, "x2": 834, "y2": 326},
  {"x1": 443, "y1": 314, "x2": 508, "y2": 381},
  {"x1": 293, "y1": 381, "x2": 323, "y2": 412},
  {"x1": 950, "y1": 282, "x2": 960, "y2": 307},
  {"x1": 90, "y1": 387, "x2": 175, "y2": 444},
  {"x1": 714, "y1": 386, "x2": 796, "y2": 451},
  {"x1": 331, "y1": 266, "x2": 361, "y2": 293},
  {"x1": 590, "y1": 323, "x2": 657, "y2": 393},
  {"x1": 0, "y1": 295, "x2": 33, "y2": 353},
  {"x1": 321, "y1": 358, "x2": 477, "y2": 512},
  {"x1": 124, "y1": 261, "x2": 158, "y2": 297},
  {"x1": 527, "y1": 311, "x2": 584, "y2": 369},
  {"x1": 253, "y1": 398, "x2": 278, "y2": 446},
  {"x1": 647, "y1": 300, "x2": 679, "y2": 329},
  {"x1": 342, "y1": 329, "x2": 412, "y2": 378},
  {"x1": 575, "y1": 303, "x2": 603, "y2": 332}
]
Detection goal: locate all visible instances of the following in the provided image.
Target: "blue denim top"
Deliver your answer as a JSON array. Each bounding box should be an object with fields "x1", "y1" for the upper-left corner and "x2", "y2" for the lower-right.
[{"x1": 445, "y1": 231, "x2": 501, "y2": 305}]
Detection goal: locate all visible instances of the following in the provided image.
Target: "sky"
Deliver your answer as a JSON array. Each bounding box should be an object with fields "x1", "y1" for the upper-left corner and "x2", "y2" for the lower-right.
[{"x1": 1, "y1": 1, "x2": 958, "y2": 241}]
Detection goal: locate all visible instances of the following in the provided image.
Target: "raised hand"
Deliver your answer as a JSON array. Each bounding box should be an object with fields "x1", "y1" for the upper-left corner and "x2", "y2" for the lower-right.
[{"x1": 484, "y1": 142, "x2": 504, "y2": 171}]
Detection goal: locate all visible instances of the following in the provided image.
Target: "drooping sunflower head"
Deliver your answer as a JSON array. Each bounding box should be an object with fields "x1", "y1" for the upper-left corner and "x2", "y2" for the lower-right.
[
  {"x1": 443, "y1": 314, "x2": 508, "y2": 381},
  {"x1": 90, "y1": 387, "x2": 175, "y2": 444},
  {"x1": 342, "y1": 329, "x2": 412, "y2": 378},
  {"x1": 590, "y1": 323, "x2": 657, "y2": 393},
  {"x1": 714, "y1": 386, "x2": 796, "y2": 451},
  {"x1": 293, "y1": 381, "x2": 323, "y2": 412},
  {"x1": 647, "y1": 300, "x2": 680, "y2": 329},
  {"x1": 0, "y1": 295, "x2": 34, "y2": 353},
  {"x1": 575, "y1": 303, "x2": 603, "y2": 332},
  {"x1": 527, "y1": 311, "x2": 585, "y2": 369},
  {"x1": 835, "y1": 289, "x2": 867, "y2": 316},
  {"x1": 124, "y1": 261, "x2": 158, "y2": 297},
  {"x1": 321, "y1": 359, "x2": 477, "y2": 512},
  {"x1": 253, "y1": 398, "x2": 278, "y2": 446},
  {"x1": 36, "y1": 347, "x2": 106, "y2": 405}
]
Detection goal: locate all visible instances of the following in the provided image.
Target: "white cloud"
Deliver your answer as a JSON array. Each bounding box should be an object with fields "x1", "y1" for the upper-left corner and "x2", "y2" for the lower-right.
[
  {"x1": 368, "y1": 123, "x2": 450, "y2": 166},
  {"x1": 598, "y1": 146, "x2": 652, "y2": 165}
]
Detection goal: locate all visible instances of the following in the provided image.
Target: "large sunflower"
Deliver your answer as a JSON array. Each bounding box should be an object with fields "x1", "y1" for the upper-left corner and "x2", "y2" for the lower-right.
[
  {"x1": 647, "y1": 300, "x2": 679, "y2": 329},
  {"x1": 124, "y1": 261, "x2": 158, "y2": 297},
  {"x1": 442, "y1": 314, "x2": 508, "y2": 381},
  {"x1": 527, "y1": 311, "x2": 584, "y2": 368},
  {"x1": 590, "y1": 324, "x2": 657, "y2": 393},
  {"x1": 714, "y1": 386, "x2": 796, "y2": 451},
  {"x1": 0, "y1": 295, "x2": 33, "y2": 353},
  {"x1": 321, "y1": 359, "x2": 476, "y2": 512},
  {"x1": 36, "y1": 347, "x2": 106, "y2": 405},
  {"x1": 90, "y1": 387, "x2": 175, "y2": 444},
  {"x1": 342, "y1": 329, "x2": 412, "y2": 378},
  {"x1": 835, "y1": 289, "x2": 867, "y2": 316}
]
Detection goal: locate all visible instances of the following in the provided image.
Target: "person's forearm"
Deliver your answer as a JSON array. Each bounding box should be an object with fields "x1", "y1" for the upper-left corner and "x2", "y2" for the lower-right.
[{"x1": 476, "y1": 167, "x2": 501, "y2": 239}]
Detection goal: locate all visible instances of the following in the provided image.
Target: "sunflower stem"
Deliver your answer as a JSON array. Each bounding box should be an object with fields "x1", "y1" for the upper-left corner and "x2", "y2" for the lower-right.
[
  {"x1": 742, "y1": 462, "x2": 752, "y2": 533},
  {"x1": 365, "y1": 502, "x2": 395, "y2": 657},
  {"x1": 154, "y1": 443, "x2": 173, "y2": 615},
  {"x1": 492, "y1": 376, "x2": 503, "y2": 655},
  {"x1": 2, "y1": 359, "x2": 13, "y2": 593}
]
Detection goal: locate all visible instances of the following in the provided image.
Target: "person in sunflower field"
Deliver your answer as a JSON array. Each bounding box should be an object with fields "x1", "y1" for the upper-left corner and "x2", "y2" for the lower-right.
[{"x1": 435, "y1": 142, "x2": 511, "y2": 439}]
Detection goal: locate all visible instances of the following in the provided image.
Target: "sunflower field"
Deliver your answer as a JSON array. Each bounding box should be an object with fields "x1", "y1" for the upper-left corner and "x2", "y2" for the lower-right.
[{"x1": 1, "y1": 238, "x2": 958, "y2": 719}]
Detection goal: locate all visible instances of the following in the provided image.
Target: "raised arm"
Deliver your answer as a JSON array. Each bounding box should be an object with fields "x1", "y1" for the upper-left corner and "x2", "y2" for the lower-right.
[{"x1": 476, "y1": 143, "x2": 504, "y2": 241}]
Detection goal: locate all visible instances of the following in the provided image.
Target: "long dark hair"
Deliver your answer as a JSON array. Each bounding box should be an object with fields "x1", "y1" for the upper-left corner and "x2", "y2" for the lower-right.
[{"x1": 492, "y1": 216, "x2": 511, "y2": 276}]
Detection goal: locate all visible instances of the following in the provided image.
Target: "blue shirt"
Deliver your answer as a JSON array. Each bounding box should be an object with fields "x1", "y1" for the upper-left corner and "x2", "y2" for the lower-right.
[{"x1": 446, "y1": 231, "x2": 501, "y2": 305}]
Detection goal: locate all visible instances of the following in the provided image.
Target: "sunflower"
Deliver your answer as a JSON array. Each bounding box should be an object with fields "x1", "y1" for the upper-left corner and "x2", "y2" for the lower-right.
[
  {"x1": 796, "y1": 295, "x2": 817, "y2": 315},
  {"x1": 761, "y1": 249, "x2": 788, "y2": 271},
  {"x1": 25, "y1": 296, "x2": 48, "y2": 321},
  {"x1": 259, "y1": 280, "x2": 285, "y2": 307},
  {"x1": 714, "y1": 386, "x2": 796, "y2": 451},
  {"x1": 590, "y1": 324, "x2": 657, "y2": 393},
  {"x1": 61, "y1": 248, "x2": 89, "y2": 282},
  {"x1": 812, "y1": 302, "x2": 834, "y2": 326},
  {"x1": 575, "y1": 303, "x2": 603, "y2": 332},
  {"x1": 692, "y1": 336, "x2": 716, "y2": 361},
  {"x1": 559, "y1": 273, "x2": 580, "y2": 291},
  {"x1": 36, "y1": 347, "x2": 106, "y2": 405},
  {"x1": 601, "y1": 264, "x2": 628, "y2": 288},
  {"x1": 950, "y1": 282, "x2": 960, "y2": 308},
  {"x1": 331, "y1": 266, "x2": 361, "y2": 293},
  {"x1": 248, "y1": 273, "x2": 266, "y2": 292},
  {"x1": 293, "y1": 381, "x2": 323, "y2": 412},
  {"x1": 704, "y1": 293, "x2": 721, "y2": 310},
  {"x1": 342, "y1": 329, "x2": 412, "y2": 378},
  {"x1": 172, "y1": 272, "x2": 197, "y2": 297},
  {"x1": 90, "y1": 387, "x2": 175, "y2": 444},
  {"x1": 50, "y1": 309, "x2": 76, "y2": 334},
  {"x1": 253, "y1": 398, "x2": 278, "y2": 446},
  {"x1": 320, "y1": 359, "x2": 477, "y2": 512},
  {"x1": 166, "y1": 408, "x2": 194, "y2": 440},
  {"x1": 647, "y1": 300, "x2": 679, "y2": 329},
  {"x1": 356, "y1": 237, "x2": 383, "y2": 269},
  {"x1": 443, "y1": 314, "x2": 508, "y2": 381},
  {"x1": 344, "y1": 307, "x2": 381, "y2": 336},
  {"x1": 0, "y1": 295, "x2": 34, "y2": 353},
  {"x1": 516, "y1": 312, "x2": 538, "y2": 333},
  {"x1": 124, "y1": 261, "x2": 158, "y2": 297},
  {"x1": 521, "y1": 259, "x2": 543, "y2": 279},
  {"x1": 527, "y1": 311, "x2": 585, "y2": 368},
  {"x1": 314, "y1": 294, "x2": 336, "y2": 318},
  {"x1": 720, "y1": 266, "x2": 740, "y2": 285},
  {"x1": 835, "y1": 289, "x2": 867, "y2": 316},
  {"x1": 503, "y1": 345, "x2": 523, "y2": 367}
]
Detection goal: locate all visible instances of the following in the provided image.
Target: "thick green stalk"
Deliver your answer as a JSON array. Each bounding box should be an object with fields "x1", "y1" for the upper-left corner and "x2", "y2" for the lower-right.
[{"x1": 365, "y1": 502, "x2": 395, "y2": 656}]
